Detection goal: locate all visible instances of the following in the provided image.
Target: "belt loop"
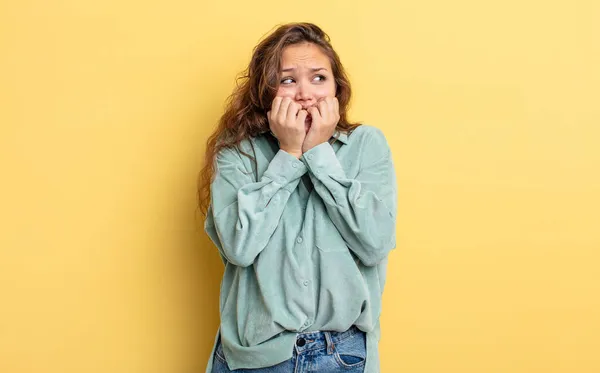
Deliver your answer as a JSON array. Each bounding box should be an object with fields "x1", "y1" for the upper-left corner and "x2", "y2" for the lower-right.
[{"x1": 324, "y1": 331, "x2": 334, "y2": 355}]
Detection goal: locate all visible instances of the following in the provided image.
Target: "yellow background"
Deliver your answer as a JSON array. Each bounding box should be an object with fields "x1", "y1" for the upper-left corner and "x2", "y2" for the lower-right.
[{"x1": 1, "y1": 0, "x2": 599, "y2": 372}]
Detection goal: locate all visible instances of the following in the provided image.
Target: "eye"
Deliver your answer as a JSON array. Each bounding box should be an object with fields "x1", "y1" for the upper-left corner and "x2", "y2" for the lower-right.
[
  {"x1": 281, "y1": 77, "x2": 295, "y2": 84},
  {"x1": 313, "y1": 75, "x2": 326, "y2": 82}
]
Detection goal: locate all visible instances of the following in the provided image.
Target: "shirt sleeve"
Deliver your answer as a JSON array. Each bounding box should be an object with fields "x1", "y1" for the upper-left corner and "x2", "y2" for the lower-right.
[
  {"x1": 301, "y1": 127, "x2": 397, "y2": 266},
  {"x1": 204, "y1": 145, "x2": 308, "y2": 267}
]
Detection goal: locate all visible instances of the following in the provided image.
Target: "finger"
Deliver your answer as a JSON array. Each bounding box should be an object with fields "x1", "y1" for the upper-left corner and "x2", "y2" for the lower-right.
[
  {"x1": 271, "y1": 97, "x2": 282, "y2": 118},
  {"x1": 278, "y1": 97, "x2": 292, "y2": 123},
  {"x1": 296, "y1": 109, "x2": 308, "y2": 124},
  {"x1": 326, "y1": 96, "x2": 336, "y2": 117},
  {"x1": 318, "y1": 100, "x2": 328, "y2": 121},
  {"x1": 286, "y1": 102, "x2": 300, "y2": 124},
  {"x1": 325, "y1": 96, "x2": 334, "y2": 113},
  {"x1": 333, "y1": 97, "x2": 339, "y2": 114},
  {"x1": 308, "y1": 106, "x2": 320, "y2": 124}
]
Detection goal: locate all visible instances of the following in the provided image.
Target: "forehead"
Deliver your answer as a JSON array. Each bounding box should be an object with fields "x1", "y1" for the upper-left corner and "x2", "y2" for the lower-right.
[{"x1": 281, "y1": 43, "x2": 331, "y2": 69}]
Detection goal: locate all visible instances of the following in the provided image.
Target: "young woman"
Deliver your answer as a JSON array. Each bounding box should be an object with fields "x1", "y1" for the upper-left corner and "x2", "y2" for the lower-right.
[{"x1": 198, "y1": 22, "x2": 397, "y2": 373}]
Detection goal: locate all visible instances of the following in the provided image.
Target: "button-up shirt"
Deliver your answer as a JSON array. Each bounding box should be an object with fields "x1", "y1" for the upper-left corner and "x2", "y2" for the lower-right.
[{"x1": 204, "y1": 124, "x2": 397, "y2": 373}]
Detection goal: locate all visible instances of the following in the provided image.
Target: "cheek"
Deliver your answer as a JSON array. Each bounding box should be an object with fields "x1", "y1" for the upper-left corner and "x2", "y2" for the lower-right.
[
  {"x1": 314, "y1": 82, "x2": 336, "y2": 99},
  {"x1": 276, "y1": 86, "x2": 295, "y2": 98}
]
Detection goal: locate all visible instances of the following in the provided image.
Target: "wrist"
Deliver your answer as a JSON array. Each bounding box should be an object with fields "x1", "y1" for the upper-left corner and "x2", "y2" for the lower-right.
[{"x1": 281, "y1": 148, "x2": 302, "y2": 159}]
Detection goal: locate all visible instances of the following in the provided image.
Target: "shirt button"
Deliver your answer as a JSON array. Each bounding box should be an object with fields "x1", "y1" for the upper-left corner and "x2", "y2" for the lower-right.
[
  {"x1": 296, "y1": 237, "x2": 303, "y2": 244},
  {"x1": 280, "y1": 177, "x2": 286, "y2": 184},
  {"x1": 315, "y1": 170, "x2": 321, "y2": 175},
  {"x1": 308, "y1": 154, "x2": 314, "y2": 160},
  {"x1": 304, "y1": 320, "x2": 311, "y2": 327},
  {"x1": 303, "y1": 280, "x2": 309, "y2": 286},
  {"x1": 292, "y1": 163, "x2": 298, "y2": 168}
]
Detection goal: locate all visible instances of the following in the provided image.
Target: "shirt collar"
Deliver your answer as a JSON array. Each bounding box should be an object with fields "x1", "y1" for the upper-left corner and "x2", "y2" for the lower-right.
[{"x1": 332, "y1": 130, "x2": 349, "y2": 144}]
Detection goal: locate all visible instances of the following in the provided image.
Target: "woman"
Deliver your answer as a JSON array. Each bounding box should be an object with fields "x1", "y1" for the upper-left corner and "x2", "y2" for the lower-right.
[{"x1": 198, "y1": 22, "x2": 397, "y2": 373}]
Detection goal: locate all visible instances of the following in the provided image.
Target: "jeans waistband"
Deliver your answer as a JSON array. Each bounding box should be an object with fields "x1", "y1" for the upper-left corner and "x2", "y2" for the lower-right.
[{"x1": 294, "y1": 325, "x2": 364, "y2": 354}]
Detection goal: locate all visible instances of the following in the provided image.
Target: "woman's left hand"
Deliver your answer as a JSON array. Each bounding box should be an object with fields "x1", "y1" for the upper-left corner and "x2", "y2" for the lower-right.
[{"x1": 302, "y1": 96, "x2": 340, "y2": 153}]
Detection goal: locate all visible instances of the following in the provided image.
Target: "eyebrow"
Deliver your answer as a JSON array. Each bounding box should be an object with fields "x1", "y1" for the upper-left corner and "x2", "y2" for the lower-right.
[{"x1": 281, "y1": 67, "x2": 328, "y2": 73}]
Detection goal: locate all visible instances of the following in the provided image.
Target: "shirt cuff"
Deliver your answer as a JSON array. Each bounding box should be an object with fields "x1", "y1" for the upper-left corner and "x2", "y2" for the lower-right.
[
  {"x1": 263, "y1": 149, "x2": 308, "y2": 192},
  {"x1": 301, "y1": 142, "x2": 345, "y2": 179}
]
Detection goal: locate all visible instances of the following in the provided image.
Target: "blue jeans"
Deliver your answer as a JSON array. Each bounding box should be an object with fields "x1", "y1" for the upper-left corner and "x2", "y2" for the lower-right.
[{"x1": 212, "y1": 326, "x2": 366, "y2": 372}]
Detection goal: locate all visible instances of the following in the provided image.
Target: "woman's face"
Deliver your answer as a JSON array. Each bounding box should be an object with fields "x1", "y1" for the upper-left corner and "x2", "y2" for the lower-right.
[{"x1": 276, "y1": 42, "x2": 336, "y2": 114}]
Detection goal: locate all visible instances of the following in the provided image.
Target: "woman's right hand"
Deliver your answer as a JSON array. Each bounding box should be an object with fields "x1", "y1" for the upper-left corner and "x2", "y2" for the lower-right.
[{"x1": 267, "y1": 97, "x2": 307, "y2": 158}]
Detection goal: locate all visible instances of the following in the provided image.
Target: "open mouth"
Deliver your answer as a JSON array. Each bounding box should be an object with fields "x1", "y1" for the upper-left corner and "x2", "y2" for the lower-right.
[{"x1": 304, "y1": 114, "x2": 312, "y2": 132}]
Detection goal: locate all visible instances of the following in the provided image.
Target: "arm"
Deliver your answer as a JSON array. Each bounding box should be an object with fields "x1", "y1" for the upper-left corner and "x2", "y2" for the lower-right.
[
  {"x1": 204, "y1": 145, "x2": 308, "y2": 267},
  {"x1": 301, "y1": 127, "x2": 397, "y2": 266}
]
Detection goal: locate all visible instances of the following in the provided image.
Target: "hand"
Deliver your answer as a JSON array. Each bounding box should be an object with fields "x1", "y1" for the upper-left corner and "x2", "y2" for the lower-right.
[
  {"x1": 302, "y1": 97, "x2": 340, "y2": 153},
  {"x1": 268, "y1": 97, "x2": 308, "y2": 158}
]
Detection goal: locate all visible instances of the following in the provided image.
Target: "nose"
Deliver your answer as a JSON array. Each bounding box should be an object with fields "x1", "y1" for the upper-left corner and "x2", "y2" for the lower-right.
[{"x1": 294, "y1": 82, "x2": 313, "y2": 107}]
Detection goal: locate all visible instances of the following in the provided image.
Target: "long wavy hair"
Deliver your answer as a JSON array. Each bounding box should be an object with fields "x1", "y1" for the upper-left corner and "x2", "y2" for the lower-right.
[{"x1": 197, "y1": 22, "x2": 361, "y2": 216}]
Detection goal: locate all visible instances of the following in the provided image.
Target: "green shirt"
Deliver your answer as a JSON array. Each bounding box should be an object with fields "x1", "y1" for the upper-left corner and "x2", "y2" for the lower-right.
[{"x1": 204, "y1": 124, "x2": 397, "y2": 373}]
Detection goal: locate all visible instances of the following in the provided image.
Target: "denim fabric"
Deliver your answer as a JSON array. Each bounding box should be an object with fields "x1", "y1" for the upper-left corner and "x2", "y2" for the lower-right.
[{"x1": 212, "y1": 326, "x2": 367, "y2": 373}]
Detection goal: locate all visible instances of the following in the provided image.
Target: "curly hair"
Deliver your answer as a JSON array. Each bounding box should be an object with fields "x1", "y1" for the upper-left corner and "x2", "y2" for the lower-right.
[{"x1": 197, "y1": 22, "x2": 361, "y2": 216}]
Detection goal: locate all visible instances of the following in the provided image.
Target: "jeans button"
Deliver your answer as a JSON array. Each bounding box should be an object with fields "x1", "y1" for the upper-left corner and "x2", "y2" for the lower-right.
[{"x1": 296, "y1": 337, "x2": 306, "y2": 347}]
